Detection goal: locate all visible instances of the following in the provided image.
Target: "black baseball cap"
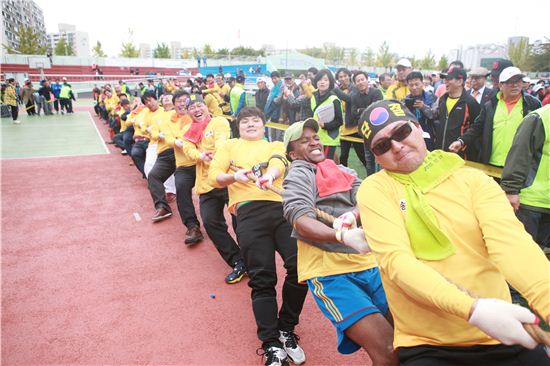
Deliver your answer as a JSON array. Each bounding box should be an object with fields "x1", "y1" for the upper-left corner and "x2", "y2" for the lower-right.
[
  {"x1": 490, "y1": 59, "x2": 514, "y2": 78},
  {"x1": 440, "y1": 66, "x2": 467, "y2": 81}
]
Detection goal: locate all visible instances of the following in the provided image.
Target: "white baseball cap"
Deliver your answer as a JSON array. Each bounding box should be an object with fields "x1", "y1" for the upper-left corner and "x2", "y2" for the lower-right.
[
  {"x1": 256, "y1": 77, "x2": 267, "y2": 84},
  {"x1": 533, "y1": 84, "x2": 544, "y2": 93},
  {"x1": 396, "y1": 58, "x2": 412, "y2": 68},
  {"x1": 499, "y1": 66, "x2": 525, "y2": 83}
]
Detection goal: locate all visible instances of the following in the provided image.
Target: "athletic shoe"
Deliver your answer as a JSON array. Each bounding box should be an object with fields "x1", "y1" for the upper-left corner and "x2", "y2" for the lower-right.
[
  {"x1": 152, "y1": 208, "x2": 172, "y2": 222},
  {"x1": 225, "y1": 260, "x2": 247, "y2": 284},
  {"x1": 258, "y1": 346, "x2": 289, "y2": 366},
  {"x1": 12, "y1": 120, "x2": 21, "y2": 124},
  {"x1": 279, "y1": 330, "x2": 305, "y2": 364},
  {"x1": 185, "y1": 226, "x2": 203, "y2": 245},
  {"x1": 121, "y1": 149, "x2": 128, "y2": 155}
]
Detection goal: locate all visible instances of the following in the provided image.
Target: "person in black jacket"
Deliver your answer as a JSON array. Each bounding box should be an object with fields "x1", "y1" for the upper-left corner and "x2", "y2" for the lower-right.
[
  {"x1": 38, "y1": 80, "x2": 54, "y2": 115},
  {"x1": 333, "y1": 68, "x2": 361, "y2": 168},
  {"x1": 434, "y1": 67, "x2": 480, "y2": 160},
  {"x1": 349, "y1": 71, "x2": 383, "y2": 175},
  {"x1": 449, "y1": 67, "x2": 541, "y2": 166},
  {"x1": 255, "y1": 77, "x2": 270, "y2": 113}
]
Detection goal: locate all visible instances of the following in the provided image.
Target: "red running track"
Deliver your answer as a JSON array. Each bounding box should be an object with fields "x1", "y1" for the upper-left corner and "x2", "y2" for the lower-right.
[{"x1": 1, "y1": 108, "x2": 372, "y2": 365}]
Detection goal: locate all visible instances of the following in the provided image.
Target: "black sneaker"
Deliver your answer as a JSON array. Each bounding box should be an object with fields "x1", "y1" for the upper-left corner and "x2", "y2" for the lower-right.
[
  {"x1": 257, "y1": 346, "x2": 289, "y2": 366},
  {"x1": 279, "y1": 331, "x2": 305, "y2": 364},
  {"x1": 225, "y1": 260, "x2": 247, "y2": 284}
]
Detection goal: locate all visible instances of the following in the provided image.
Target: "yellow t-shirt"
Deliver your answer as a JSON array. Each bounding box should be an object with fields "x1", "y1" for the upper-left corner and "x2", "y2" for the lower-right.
[
  {"x1": 204, "y1": 94, "x2": 223, "y2": 117},
  {"x1": 297, "y1": 241, "x2": 377, "y2": 283},
  {"x1": 171, "y1": 114, "x2": 195, "y2": 168},
  {"x1": 141, "y1": 107, "x2": 165, "y2": 143},
  {"x1": 150, "y1": 110, "x2": 192, "y2": 157},
  {"x1": 132, "y1": 108, "x2": 150, "y2": 138},
  {"x1": 208, "y1": 139, "x2": 286, "y2": 213},
  {"x1": 446, "y1": 96, "x2": 459, "y2": 115},
  {"x1": 182, "y1": 116, "x2": 231, "y2": 195},
  {"x1": 357, "y1": 167, "x2": 550, "y2": 348}
]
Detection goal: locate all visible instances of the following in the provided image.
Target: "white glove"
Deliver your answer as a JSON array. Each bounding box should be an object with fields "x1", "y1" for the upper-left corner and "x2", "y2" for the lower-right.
[
  {"x1": 233, "y1": 169, "x2": 252, "y2": 183},
  {"x1": 340, "y1": 228, "x2": 371, "y2": 254},
  {"x1": 174, "y1": 139, "x2": 183, "y2": 149},
  {"x1": 333, "y1": 211, "x2": 357, "y2": 231},
  {"x1": 146, "y1": 126, "x2": 152, "y2": 133},
  {"x1": 200, "y1": 151, "x2": 213, "y2": 162},
  {"x1": 468, "y1": 298, "x2": 538, "y2": 349},
  {"x1": 158, "y1": 132, "x2": 165, "y2": 140},
  {"x1": 256, "y1": 174, "x2": 274, "y2": 190}
]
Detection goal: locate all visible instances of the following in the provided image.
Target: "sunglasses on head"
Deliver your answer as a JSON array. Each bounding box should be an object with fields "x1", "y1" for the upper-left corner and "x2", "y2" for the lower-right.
[{"x1": 371, "y1": 122, "x2": 413, "y2": 156}]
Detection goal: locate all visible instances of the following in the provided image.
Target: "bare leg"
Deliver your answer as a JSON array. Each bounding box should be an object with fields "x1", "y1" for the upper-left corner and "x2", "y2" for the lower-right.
[{"x1": 345, "y1": 313, "x2": 398, "y2": 366}]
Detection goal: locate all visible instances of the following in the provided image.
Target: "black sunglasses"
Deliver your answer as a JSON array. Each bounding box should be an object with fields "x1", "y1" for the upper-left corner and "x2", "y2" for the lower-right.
[{"x1": 371, "y1": 122, "x2": 413, "y2": 156}]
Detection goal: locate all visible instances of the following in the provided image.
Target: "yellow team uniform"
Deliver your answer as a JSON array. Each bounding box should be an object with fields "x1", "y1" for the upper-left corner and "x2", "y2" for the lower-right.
[
  {"x1": 208, "y1": 139, "x2": 286, "y2": 213},
  {"x1": 141, "y1": 107, "x2": 165, "y2": 143},
  {"x1": 357, "y1": 167, "x2": 550, "y2": 348},
  {"x1": 182, "y1": 116, "x2": 231, "y2": 194}
]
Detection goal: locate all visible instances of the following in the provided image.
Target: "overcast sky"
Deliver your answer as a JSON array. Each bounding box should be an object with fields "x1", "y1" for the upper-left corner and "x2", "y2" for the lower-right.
[{"x1": 35, "y1": 0, "x2": 549, "y2": 59}]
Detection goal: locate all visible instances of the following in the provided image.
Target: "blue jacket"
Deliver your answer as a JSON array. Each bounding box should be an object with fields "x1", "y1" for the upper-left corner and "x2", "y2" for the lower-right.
[
  {"x1": 264, "y1": 80, "x2": 283, "y2": 121},
  {"x1": 406, "y1": 90, "x2": 436, "y2": 150},
  {"x1": 51, "y1": 82, "x2": 62, "y2": 98}
]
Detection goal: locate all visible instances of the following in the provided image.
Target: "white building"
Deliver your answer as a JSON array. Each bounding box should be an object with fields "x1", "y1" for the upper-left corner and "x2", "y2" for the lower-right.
[
  {"x1": 139, "y1": 43, "x2": 152, "y2": 58},
  {"x1": 170, "y1": 41, "x2": 181, "y2": 59},
  {"x1": 1, "y1": 0, "x2": 47, "y2": 51},
  {"x1": 461, "y1": 43, "x2": 507, "y2": 69},
  {"x1": 47, "y1": 23, "x2": 90, "y2": 57}
]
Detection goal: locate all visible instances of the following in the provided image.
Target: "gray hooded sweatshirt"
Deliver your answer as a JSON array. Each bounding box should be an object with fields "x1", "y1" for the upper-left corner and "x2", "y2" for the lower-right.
[{"x1": 282, "y1": 159, "x2": 362, "y2": 254}]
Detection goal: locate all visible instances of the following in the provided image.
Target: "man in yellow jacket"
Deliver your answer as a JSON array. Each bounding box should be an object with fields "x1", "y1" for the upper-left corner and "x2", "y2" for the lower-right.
[
  {"x1": 149, "y1": 91, "x2": 204, "y2": 243},
  {"x1": 356, "y1": 99, "x2": 549, "y2": 365},
  {"x1": 181, "y1": 95, "x2": 244, "y2": 283},
  {"x1": 385, "y1": 59, "x2": 411, "y2": 101},
  {"x1": 4, "y1": 78, "x2": 19, "y2": 124}
]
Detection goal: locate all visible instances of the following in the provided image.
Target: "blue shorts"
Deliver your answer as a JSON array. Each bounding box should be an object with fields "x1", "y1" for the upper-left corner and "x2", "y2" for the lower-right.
[{"x1": 306, "y1": 268, "x2": 388, "y2": 354}]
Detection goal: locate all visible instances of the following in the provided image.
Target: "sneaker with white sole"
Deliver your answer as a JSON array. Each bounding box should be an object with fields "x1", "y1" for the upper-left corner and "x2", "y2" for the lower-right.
[
  {"x1": 279, "y1": 330, "x2": 305, "y2": 364},
  {"x1": 258, "y1": 346, "x2": 289, "y2": 366},
  {"x1": 12, "y1": 120, "x2": 21, "y2": 124}
]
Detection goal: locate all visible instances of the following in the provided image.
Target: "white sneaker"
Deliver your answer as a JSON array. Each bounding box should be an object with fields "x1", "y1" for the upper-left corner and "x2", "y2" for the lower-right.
[
  {"x1": 260, "y1": 346, "x2": 289, "y2": 366},
  {"x1": 279, "y1": 331, "x2": 305, "y2": 364},
  {"x1": 121, "y1": 149, "x2": 128, "y2": 155},
  {"x1": 12, "y1": 120, "x2": 21, "y2": 124}
]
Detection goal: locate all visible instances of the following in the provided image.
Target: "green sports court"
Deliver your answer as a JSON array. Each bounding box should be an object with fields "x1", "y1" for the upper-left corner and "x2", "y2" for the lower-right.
[{"x1": 1, "y1": 108, "x2": 108, "y2": 159}]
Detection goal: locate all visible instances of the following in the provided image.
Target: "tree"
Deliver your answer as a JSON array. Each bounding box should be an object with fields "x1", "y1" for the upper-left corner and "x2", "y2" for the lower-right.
[
  {"x1": 216, "y1": 48, "x2": 229, "y2": 56},
  {"x1": 347, "y1": 48, "x2": 358, "y2": 66},
  {"x1": 120, "y1": 42, "x2": 139, "y2": 58},
  {"x1": 181, "y1": 49, "x2": 190, "y2": 59},
  {"x1": 153, "y1": 43, "x2": 170, "y2": 58},
  {"x1": 203, "y1": 44, "x2": 214, "y2": 57},
  {"x1": 3, "y1": 25, "x2": 47, "y2": 55},
  {"x1": 420, "y1": 50, "x2": 436, "y2": 70},
  {"x1": 437, "y1": 55, "x2": 449, "y2": 71},
  {"x1": 409, "y1": 56, "x2": 419, "y2": 69},
  {"x1": 508, "y1": 38, "x2": 531, "y2": 70},
  {"x1": 298, "y1": 47, "x2": 325, "y2": 59},
  {"x1": 54, "y1": 37, "x2": 75, "y2": 56},
  {"x1": 361, "y1": 48, "x2": 375, "y2": 67},
  {"x1": 529, "y1": 38, "x2": 550, "y2": 72},
  {"x1": 92, "y1": 40, "x2": 107, "y2": 57},
  {"x1": 119, "y1": 29, "x2": 139, "y2": 58},
  {"x1": 376, "y1": 41, "x2": 394, "y2": 68}
]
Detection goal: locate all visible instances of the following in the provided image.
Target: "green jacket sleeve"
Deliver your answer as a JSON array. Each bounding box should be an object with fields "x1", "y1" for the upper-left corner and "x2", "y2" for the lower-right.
[{"x1": 500, "y1": 113, "x2": 545, "y2": 194}]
